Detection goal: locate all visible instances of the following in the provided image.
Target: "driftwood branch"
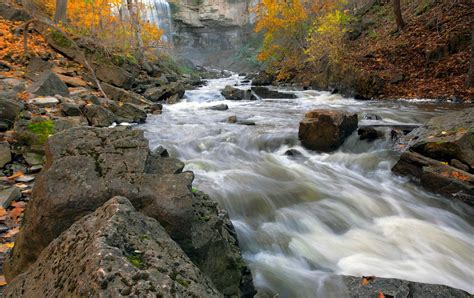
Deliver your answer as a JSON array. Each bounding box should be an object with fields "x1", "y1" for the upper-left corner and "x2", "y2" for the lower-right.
[{"x1": 17, "y1": 19, "x2": 108, "y2": 100}]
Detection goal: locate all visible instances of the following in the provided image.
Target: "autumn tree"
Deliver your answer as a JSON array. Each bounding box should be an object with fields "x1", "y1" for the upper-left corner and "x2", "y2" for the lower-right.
[
  {"x1": 393, "y1": 0, "x2": 405, "y2": 30},
  {"x1": 54, "y1": 0, "x2": 68, "y2": 24}
]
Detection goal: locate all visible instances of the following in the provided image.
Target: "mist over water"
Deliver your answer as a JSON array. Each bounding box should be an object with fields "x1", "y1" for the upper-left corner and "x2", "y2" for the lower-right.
[{"x1": 140, "y1": 75, "x2": 474, "y2": 296}]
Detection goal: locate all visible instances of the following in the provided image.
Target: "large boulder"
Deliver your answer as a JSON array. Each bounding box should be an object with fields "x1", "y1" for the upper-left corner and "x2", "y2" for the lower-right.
[
  {"x1": 0, "y1": 77, "x2": 26, "y2": 99},
  {"x1": 94, "y1": 63, "x2": 134, "y2": 89},
  {"x1": 0, "y1": 98, "x2": 24, "y2": 131},
  {"x1": 221, "y1": 85, "x2": 253, "y2": 101},
  {"x1": 108, "y1": 102, "x2": 147, "y2": 123},
  {"x1": 4, "y1": 197, "x2": 221, "y2": 297},
  {"x1": 144, "y1": 82, "x2": 185, "y2": 102},
  {"x1": 341, "y1": 275, "x2": 471, "y2": 297},
  {"x1": 101, "y1": 82, "x2": 152, "y2": 106},
  {"x1": 392, "y1": 108, "x2": 474, "y2": 204},
  {"x1": 399, "y1": 108, "x2": 474, "y2": 171},
  {"x1": 298, "y1": 109, "x2": 358, "y2": 152},
  {"x1": 27, "y1": 70, "x2": 70, "y2": 97},
  {"x1": 4, "y1": 127, "x2": 254, "y2": 296},
  {"x1": 392, "y1": 151, "x2": 474, "y2": 206},
  {"x1": 0, "y1": 3, "x2": 30, "y2": 21},
  {"x1": 83, "y1": 104, "x2": 116, "y2": 127},
  {"x1": 251, "y1": 71, "x2": 275, "y2": 86}
]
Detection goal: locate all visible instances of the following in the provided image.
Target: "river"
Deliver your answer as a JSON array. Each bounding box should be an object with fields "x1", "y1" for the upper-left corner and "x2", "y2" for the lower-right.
[{"x1": 140, "y1": 74, "x2": 474, "y2": 296}]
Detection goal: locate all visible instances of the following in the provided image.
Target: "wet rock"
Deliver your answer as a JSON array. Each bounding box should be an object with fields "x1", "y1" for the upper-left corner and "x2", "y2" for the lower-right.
[
  {"x1": 341, "y1": 275, "x2": 471, "y2": 297},
  {"x1": 27, "y1": 71, "x2": 70, "y2": 97},
  {"x1": 0, "y1": 98, "x2": 24, "y2": 131},
  {"x1": 392, "y1": 151, "x2": 474, "y2": 206},
  {"x1": 83, "y1": 104, "x2": 116, "y2": 127},
  {"x1": 252, "y1": 71, "x2": 275, "y2": 86},
  {"x1": 28, "y1": 97, "x2": 60, "y2": 108},
  {"x1": 361, "y1": 113, "x2": 382, "y2": 120},
  {"x1": 299, "y1": 109, "x2": 358, "y2": 152},
  {"x1": 251, "y1": 86, "x2": 297, "y2": 99},
  {"x1": 4, "y1": 197, "x2": 221, "y2": 297},
  {"x1": 228, "y1": 115, "x2": 237, "y2": 123},
  {"x1": 144, "y1": 82, "x2": 185, "y2": 102},
  {"x1": 399, "y1": 108, "x2": 474, "y2": 170},
  {"x1": 150, "y1": 103, "x2": 163, "y2": 115},
  {"x1": 358, "y1": 127, "x2": 381, "y2": 141},
  {"x1": 451, "y1": 159, "x2": 470, "y2": 172},
  {"x1": 5, "y1": 127, "x2": 253, "y2": 296},
  {"x1": 166, "y1": 93, "x2": 180, "y2": 104},
  {"x1": 108, "y1": 103, "x2": 147, "y2": 123},
  {"x1": 236, "y1": 120, "x2": 256, "y2": 126},
  {"x1": 0, "y1": 185, "x2": 21, "y2": 209},
  {"x1": 221, "y1": 86, "x2": 251, "y2": 101},
  {"x1": 60, "y1": 103, "x2": 82, "y2": 117},
  {"x1": 0, "y1": 141, "x2": 11, "y2": 168},
  {"x1": 284, "y1": 149, "x2": 303, "y2": 157},
  {"x1": 207, "y1": 104, "x2": 229, "y2": 111}
]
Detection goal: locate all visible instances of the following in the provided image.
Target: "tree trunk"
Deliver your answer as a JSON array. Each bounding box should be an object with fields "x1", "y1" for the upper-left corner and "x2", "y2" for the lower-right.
[
  {"x1": 54, "y1": 0, "x2": 68, "y2": 24},
  {"x1": 393, "y1": 0, "x2": 405, "y2": 30},
  {"x1": 126, "y1": 0, "x2": 145, "y2": 65}
]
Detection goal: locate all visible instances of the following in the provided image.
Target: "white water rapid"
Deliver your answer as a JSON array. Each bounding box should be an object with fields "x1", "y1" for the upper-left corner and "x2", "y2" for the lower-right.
[{"x1": 140, "y1": 75, "x2": 474, "y2": 297}]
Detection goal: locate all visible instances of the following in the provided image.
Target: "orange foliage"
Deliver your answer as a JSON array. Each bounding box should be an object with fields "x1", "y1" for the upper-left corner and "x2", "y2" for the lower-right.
[{"x1": 37, "y1": 0, "x2": 164, "y2": 56}]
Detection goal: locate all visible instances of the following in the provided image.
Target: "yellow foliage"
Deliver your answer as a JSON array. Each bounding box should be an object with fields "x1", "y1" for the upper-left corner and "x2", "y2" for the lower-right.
[
  {"x1": 254, "y1": 0, "x2": 349, "y2": 80},
  {"x1": 37, "y1": 0, "x2": 164, "y2": 59}
]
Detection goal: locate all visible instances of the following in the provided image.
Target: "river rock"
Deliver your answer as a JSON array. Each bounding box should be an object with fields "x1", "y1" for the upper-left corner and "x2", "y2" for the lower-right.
[
  {"x1": 358, "y1": 127, "x2": 381, "y2": 141},
  {"x1": 0, "y1": 98, "x2": 24, "y2": 131},
  {"x1": 101, "y1": 82, "x2": 152, "y2": 106},
  {"x1": 28, "y1": 97, "x2": 60, "y2": 108},
  {"x1": 251, "y1": 71, "x2": 275, "y2": 86},
  {"x1": 108, "y1": 102, "x2": 147, "y2": 123},
  {"x1": 207, "y1": 104, "x2": 229, "y2": 111},
  {"x1": 0, "y1": 185, "x2": 21, "y2": 209},
  {"x1": 0, "y1": 141, "x2": 12, "y2": 168},
  {"x1": 392, "y1": 151, "x2": 474, "y2": 206},
  {"x1": 341, "y1": 275, "x2": 471, "y2": 297},
  {"x1": 60, "y1": 103, "x2": 82, "y2": 116},
  {"x1": 221, "y1": 85, "x2": 251, "y2": 101},
  {"x1": 144, "y1": 82, "x2": 185, "y2": 102},
  {"x1": 4, "y1": 127, "x2": 254, "y2": 296},
  {"x1": 150, "y1": 103, "x2": 163, "y2": 115},
  {"x1": 4, "y1": 197, "x2": 221, "y2": 297},
  {"x1": 27, "y1": 70, "x2": 70, "y2": 97},
  {"x1": 298, "y1": 109, "x2": 358, "y2": 152},
  {"x1": 251, "y1": 86, "x2": 297, "y2": 99},
  {"x1": 83, "y1": 104, "x2": 116, "y2": 127},
  {"x1": 399, "y1": 107, "x2": 474, "y2": 171}
]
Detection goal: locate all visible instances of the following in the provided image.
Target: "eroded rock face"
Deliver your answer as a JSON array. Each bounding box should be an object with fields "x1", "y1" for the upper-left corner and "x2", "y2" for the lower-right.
[
  {"x1": 4, "y1": 127, "x2": 254, "y2": 296},
  {"x1": 399, "y1": 107, "x2": 474, "y2": 171},
  {"x1": 298, "y1": 109, "x2": 358, "y2": 152},
  {"x1": 4, "y1": 197, "x2": 221, "y2": 297},
  {"x1": 392, "y1": 108, "x2": 474, "y2": 205}
]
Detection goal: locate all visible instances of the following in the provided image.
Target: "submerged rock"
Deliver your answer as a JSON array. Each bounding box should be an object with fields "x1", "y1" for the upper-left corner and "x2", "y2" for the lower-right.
[
  {"x1": 207, "y1": 104, "x2": 229, "y2": 111},
  {"x1": 358, "y1": 126, "x2": 381, "y2": 141},
  {"x1": 221, "y1": 85, "x2": 252, "y2": 101},
  {"x1": 4, "y1": 127, "x2": 254, "y2": 296},
  {"x1": 298, "y1": 109, "x2": 358, "y2": 152},
  {"x1": 4, "y1": 197, "x2": 221, "y2": 297},
  {"x1": 251, "y1": 86, "x2": 297, "y2": 99}
]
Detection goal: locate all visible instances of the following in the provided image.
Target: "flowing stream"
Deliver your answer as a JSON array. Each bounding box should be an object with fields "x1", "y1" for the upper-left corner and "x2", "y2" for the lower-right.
[{"x1": 140, "y1": 75, "x2": 474, "y2": 296}]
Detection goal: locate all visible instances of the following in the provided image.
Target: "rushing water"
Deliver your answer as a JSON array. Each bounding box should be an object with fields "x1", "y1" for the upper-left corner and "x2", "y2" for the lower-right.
[{"x1": 140, "y1": 75, "x2": 474, "y2": 296}]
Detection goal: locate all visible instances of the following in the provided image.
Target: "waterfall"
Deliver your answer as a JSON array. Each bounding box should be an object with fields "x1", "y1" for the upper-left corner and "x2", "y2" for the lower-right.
[{"x1": 142, "y1": 0, "x2": 173, "y2": 45}]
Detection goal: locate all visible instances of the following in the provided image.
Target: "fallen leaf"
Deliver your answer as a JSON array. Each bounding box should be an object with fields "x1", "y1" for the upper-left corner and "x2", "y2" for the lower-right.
[
  {"x1": 2, "y1": 227, "x2": 19, "y2": 238},
  {"x1": 0, "y1": 275, "x2": 6, "y2": 286},
  {"x1": 7, "y1": 172, "x2": 24, "y2": 180},
  {"x1": 0, "y1": 207, "x2": 7, "y2": 217},
  {"x1": 0, "y1": 242, "x2": 14, "y2": 253},
  {"x1": 378, "y1": 291, "x2": 385, "y2": 298}
]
